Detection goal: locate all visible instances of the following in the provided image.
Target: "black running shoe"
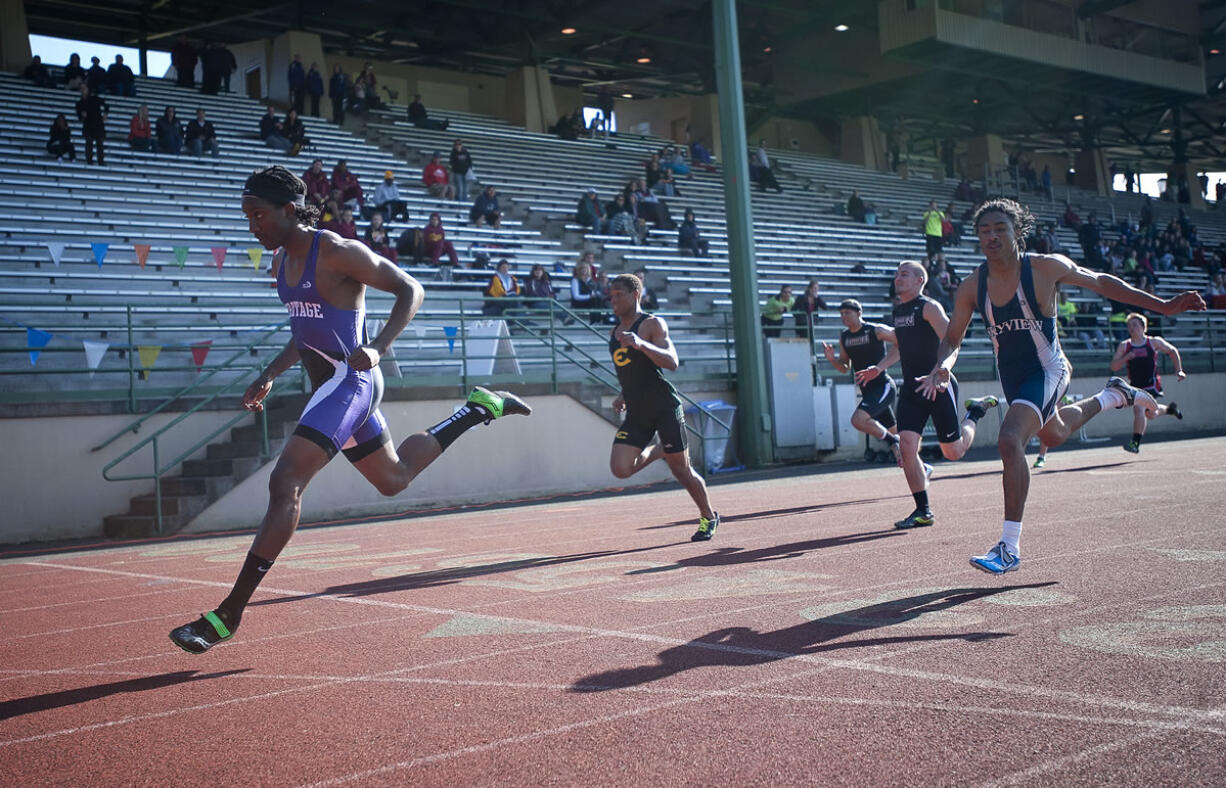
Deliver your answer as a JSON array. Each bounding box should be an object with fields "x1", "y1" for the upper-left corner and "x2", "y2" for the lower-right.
[
  {"x1": 1167, "y1": 401, "x2": 1183, "y2": 420},
  {"x1": 691, "y1": 512, "x2": 720, "y2": 541},
  {"x1": 894, "y1": 510, "x2": 935, "y2": 529},
  {"x1": 169, "y1": 610, "x2": 235, "y2": 655}
]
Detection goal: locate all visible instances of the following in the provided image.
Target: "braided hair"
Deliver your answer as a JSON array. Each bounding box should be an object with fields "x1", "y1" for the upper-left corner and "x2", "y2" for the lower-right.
[{"x1": 243, "y1": 165, "x2": 319, "y2": 227}]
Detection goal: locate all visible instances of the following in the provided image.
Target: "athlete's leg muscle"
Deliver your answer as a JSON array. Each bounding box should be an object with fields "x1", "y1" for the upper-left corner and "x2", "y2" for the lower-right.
[
  {"x1": 250, "y1": 435, "x2": 333, "y2": 559},
  {"x1": 999, "y1": 405, "x2": 1041, "y2": 522},
  {"x1": 663, "y1": 450, "x2": 715, "y2": 520},
  {"x1": 898, "y1": 430, "x2": 927, "y2": 493}
]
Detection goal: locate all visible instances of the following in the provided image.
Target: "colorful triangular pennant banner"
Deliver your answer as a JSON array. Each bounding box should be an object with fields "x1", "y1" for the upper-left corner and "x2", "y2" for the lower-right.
[
  {"x1": 27, "y1": 327, "x2": 53, "y2": 366},
  {"x1": 83, "y1": 339, "x2": 109, "y2": 377},
  {"x1": 134, "y1": 243, "x2": 151, "y2": 268},
  {"x1": 444, "y1": 325, "x2": 458, "y2": 353},
  {"x1": 173, "y1": 246, "x2": 189, "y2": 268},
  {"x1": 211, "y1": 246, "x2": 227, "y2": 270},
  {"x1": 190, "y1": 340, "x2": 212, "y2": 372},
  {"x1": 247, "y1": 247, "x2": 264, "y2": 270},
  {"x1": 137, "y1": 345, "x2": 162, "y2": 378},
  {"x1": 91, "y1": 242, "x2": 109, "y2": 268},
  {"x1": 47, "y1": 241, "x2": 65, "y2": 267}
]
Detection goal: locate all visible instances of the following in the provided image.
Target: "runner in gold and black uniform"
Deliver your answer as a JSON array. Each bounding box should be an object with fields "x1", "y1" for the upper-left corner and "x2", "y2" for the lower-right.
[{"x1": 607, "y1": 273, "x2": 720, "y2": 541}]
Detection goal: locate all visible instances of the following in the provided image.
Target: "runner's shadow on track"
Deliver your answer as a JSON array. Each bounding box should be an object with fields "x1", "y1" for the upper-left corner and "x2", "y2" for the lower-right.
[
  {"x1": 625, "y1": 530, "x2": 904, "y2": 573},
  {"x1": 643, "y1": 499, "x2": 898, "y2": 530},
  {"x1": 570, "y1": 584, "x2": 1056, "y2": 692},
  {"x1": 251, "y1": 545, "x2": 691, "y2": 605},
  {"x1": 1030, "y1": 460, "x2": 1140, "y2": 475},
  {"x1": 0, "y1": 669, "x2": 250, "y2": 720}
]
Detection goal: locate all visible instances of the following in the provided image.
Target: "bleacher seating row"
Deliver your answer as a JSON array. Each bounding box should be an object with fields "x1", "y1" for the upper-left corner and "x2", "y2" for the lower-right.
[{"x1": 1, "y1": 69, "x2": 1222, "y2": 402}]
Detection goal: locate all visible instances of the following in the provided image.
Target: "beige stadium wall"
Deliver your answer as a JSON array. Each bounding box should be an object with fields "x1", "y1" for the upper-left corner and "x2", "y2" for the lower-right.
[
  {"x1": 182, "y1": 395, "x2": 672, "y2": 533},
  {"x1": 322, "y1": 55, "x2": 509, "y2": 118},
  {"x1": 0, "y1": 411, "x2": 238, "y2": 544}
]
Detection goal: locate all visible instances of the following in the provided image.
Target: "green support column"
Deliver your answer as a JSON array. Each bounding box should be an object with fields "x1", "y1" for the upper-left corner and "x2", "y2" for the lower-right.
[{"x1": 713, "y1": 0, "x2": 773, "y2": 467}]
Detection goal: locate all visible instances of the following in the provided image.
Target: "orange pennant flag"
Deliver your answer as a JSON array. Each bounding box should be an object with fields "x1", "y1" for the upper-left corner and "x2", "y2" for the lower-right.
[
  {"x1": 134, "y1": 243, "x2": 152, "y2": 268},
  {"x1": 190, "y1": 340, "x2": 212, "y2": 372}
]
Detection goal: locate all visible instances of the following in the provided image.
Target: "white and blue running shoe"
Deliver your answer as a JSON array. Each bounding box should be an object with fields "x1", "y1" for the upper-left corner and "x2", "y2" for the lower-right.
[{"x1": 970, "y1": 542, "x2": 1020, "y2": 574}]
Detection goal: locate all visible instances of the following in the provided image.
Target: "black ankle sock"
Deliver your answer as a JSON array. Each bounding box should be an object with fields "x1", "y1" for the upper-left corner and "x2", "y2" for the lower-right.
[
  {"x1": 883, "y1": 432, "x2": 900, "y2": 445},
  {"x1": 965, "y1": 406, "x2": 984, "y2": 423},
  {"x1": 1132, "y1": 433, "x2": 1143, "y2": 446},
  {"x1": 216, "y1": 551, "x2": 274, "y2": 625},
  {"x1": 427, "y1": 404, "x2": 488, "y2": 451},
  {"x1": 912, "y1": 490, "x2": 929, "y2": 513}
]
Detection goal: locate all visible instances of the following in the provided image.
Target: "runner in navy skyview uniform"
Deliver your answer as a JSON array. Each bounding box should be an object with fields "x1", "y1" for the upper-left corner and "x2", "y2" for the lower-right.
[
  {"x1": 925, "y1": 198, "x2": 1204, "y2": 574},
  {"x1": 1109, "y1": 312, "x2": 1185, "y2": 454}
]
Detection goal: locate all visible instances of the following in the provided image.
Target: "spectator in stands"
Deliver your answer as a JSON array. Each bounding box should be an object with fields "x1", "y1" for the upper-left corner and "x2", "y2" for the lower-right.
[
  {"x1": 846, "y1": 190, "x2": 866, "y2": 222},
  {"x1": 470, "y1": 185, "x2": 502, "y2": 228},
  {"x1": 357, "y1": 63, "x2": 384, "y2": 111},
  {"x1": 662, "y1": 145, "x2": 691, "y2": 178},
  {"x1": 1207, "y1": 271, "x2": 1226, "y2": 309},
  {"x1": 46, "y1": 114, "x2": 76, "y2": 162},
  {"x1": 449, "y1": 139, "x2": 474, "y2": 203},
  {"x1": 792, "y1": 279, "x2": 828, "y2": 338},
  {"x1": 571, "y1": 260, "x2": 603, "y2": 323},
  {"x1": 754, "y1": 139, "x2": 783, "y2": 192},
  {"x1": 576, "y1": 187, "x2": 607, "y2": 234},
  {"x1": 305, "y1": 63, "x2": 324, "y2": 117},
  {"x1": 631, "y1": 179, "x2": 674, "y2": 228},
  {"x1": 482, "y1": 259, "x2": 521, "y2": 316},
  {"x1": 155, "y1": 105, "x2": 183, "y2": 154},
  {"x1": 363, "y1": 212, "x2": 397, "y2": 263},
  {"x1": 553, "y1": 108, "x2": 583, "y2": 140},
  {"x1": 372, "y1": 171, "x2": 409, "y2": 222},
  {"x1": 106, "y1": 55, "x2": 135, "y2": 97},
  {"x1": 75, "y1": 84, "x2": 109, "y2": 166},
  {"x1": 283, "y1": 108, "x2": 308, "y2": 156},
  {"x1": 678, "y1": 208, "x2": 708, "y2": 257},
  {"x1": 259, "y1": 105, "x2": 292, "y2": 153},
  {"x1": 329, "y1": 65, "x2": 347, "y2": 125},
  {"x1": 761, "y1": 284, "x2": 794, "y2": 338},
  {"x1": 331, "y1": 160, "x2": 364, "y2": 210},
  {"x1": 128, "y1": 104, "x2": 152, "y2": 152},
  {"x1": 423, "y1": 213, "x2": 460, "y2": 275},
  {"x1": 863, "y1": 201, "x2": 878, "y2": 225},
  {"x1": 942, "y1": 201, "x2": 960, "y2": 246},
  {"x1": 184, "y1": 108, "x2": 219, "y2": 157},
  {"x1": 919, "y1": 199, "x2": 945, "y2": 263},
  {"x1": 635, "y1": 268, "x2": 660, "y2": 311},
  {"x1": 1062, "y1": 202, "x2": 1081, "y2": 229},
  {"x1": 172, "y1": 36, "x2": 198, "y2": 88},
  {"x1": 408, "y1": 94, "x2": 449, "y2": 130},
  {"x1": 395, "y1": 224, "x2": 424, "y2": 264},
  {"x1": 23, "y1": 55, "x2": 52, "y2": 87},
  {"x1": 646, "y1": 154, "x2": 662, "y2": 189},
  {"x1": 422, "y1": 152, "x2": 456, "y2": 200},
  {"x1": 610, "y1": 193, "x2": 646, "y2": 243},
  {"x1": 522, "y1": 264, "x2": 555, "y2": 310},
  {"x1": 302, "y1": 159, "x2": 330, "y2": 208},
  {"x1": 1040, "y1": 164, "x2": 1053, "y2": 200},
  {"x1": 85, "y1": 56, "x2": 107, "y2": 94},
  {"x1": 332, "y1": 207, "x2": 358, "y2": 240},
  {"x1": 654, "y1": 170, "x2": 681, "y2": 198},
  {"x1": 63, "y1": 53, "x2": 86, "y2": 91},
  {"x1": 690, "y1": 138, "x2": 717, "y2": 172},
  {"x1": 954, "y1": 177, "x2": 973, "y2": 202},
  {"x1": 200, "y1": 41, "x2": 232, "y2": 95},
  {"x1": 287, "y1": 54, "x2": 306, "y2": 114}
]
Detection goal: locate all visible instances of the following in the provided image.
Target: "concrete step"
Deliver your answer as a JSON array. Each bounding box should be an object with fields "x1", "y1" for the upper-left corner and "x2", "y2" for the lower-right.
[
  {"x1": 181, "y1": 457, "x2": 234, "y2": 477},
  {"x1": 130, "y1": 492, "x2": 208, "y2": 518}
]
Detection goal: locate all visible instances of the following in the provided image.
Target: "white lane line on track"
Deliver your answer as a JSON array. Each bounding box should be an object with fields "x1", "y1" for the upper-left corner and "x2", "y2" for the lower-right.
[
  {"x1": 12, "y1": 560, "x2": 1226, "y2": 728},
  {"x1": 977, "y1": 725, "x2": 1189, "y2": 787}
]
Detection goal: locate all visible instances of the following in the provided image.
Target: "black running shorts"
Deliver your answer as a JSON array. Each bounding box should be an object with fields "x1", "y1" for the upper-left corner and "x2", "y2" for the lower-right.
[
  {"x1": 614, "y1": 402, "x2": 688, "y2": 454},
  {"x1": 896, "y1": 375, "x2": 961, "y2": 444}
]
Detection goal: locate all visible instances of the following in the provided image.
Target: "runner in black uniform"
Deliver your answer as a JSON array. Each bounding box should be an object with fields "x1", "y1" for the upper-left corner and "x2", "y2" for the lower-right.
[
  {"x1": 1108, "y1": 312, "x2": 1185, "y2": 453},
  {"x1": 884, "y1": 261, "x2": 997, "y2": 530},
  {"x1": 607, "y1": 273, "x2": 720, "y2": 541},
  {"x1": 822, "y1": 298, "x2": 901, "y2": 460}
]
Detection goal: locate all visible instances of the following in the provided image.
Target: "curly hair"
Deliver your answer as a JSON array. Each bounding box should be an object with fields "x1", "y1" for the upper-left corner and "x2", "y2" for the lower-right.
[
  {"x1": 972, "y1": 197, "x2": 1035, "y2": 251},
  {"x1": 243, "y1": 165, "x2": 320, "y2": 227}
]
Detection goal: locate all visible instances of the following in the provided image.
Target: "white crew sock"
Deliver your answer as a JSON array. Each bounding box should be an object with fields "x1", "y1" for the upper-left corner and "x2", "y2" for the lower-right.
[
  {"x1": 1095, "y1": 388, "x2": 1126, "y2": 410},
  {"x1": 1000, "y1": 520, "x2": 1022, "y2": 555}
]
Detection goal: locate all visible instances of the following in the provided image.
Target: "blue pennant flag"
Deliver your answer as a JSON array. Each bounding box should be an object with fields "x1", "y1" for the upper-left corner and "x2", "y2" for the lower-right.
[
  {"x1": 27, "y1": 327, "x2": 52, "y2": 366},
  {"x1": 444, "y1": 326, "x2": 458, "y2": 353},
  {"x1": 91, "y1": 242, "x2": 110, "y2": 268}
]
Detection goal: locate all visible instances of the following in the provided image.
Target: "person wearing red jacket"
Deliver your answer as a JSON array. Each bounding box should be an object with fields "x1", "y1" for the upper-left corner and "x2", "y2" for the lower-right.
[
  {"x1": 423, "y1": 212, "x2": 460, "y2": 269},
  {"x1": 422, "y1": 152, "x2": 456, "y2": 200},
  {"x1": 331, "y1": 159, "x2": 364, "y2": 208},
  {"x1": 302, "y1": 159, "x2": 330, "y2": 207}
]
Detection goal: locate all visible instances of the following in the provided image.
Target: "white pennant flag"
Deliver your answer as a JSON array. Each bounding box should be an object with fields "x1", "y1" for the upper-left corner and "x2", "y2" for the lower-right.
[
  {"x1": 411, "y1": 324, "x2": 426, "y2": 350},
  {"x1": 82, "y1": 339, "x2": 109, "y2": 377},
  {"x1": 47, "y1": 242, "x2": 66, "y2": 267}
]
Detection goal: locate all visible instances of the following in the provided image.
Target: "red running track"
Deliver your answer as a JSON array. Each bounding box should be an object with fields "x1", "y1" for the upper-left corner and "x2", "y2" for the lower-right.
[{"x1": 2, "y1": 437, "x2": 1225, "y2": 785}]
